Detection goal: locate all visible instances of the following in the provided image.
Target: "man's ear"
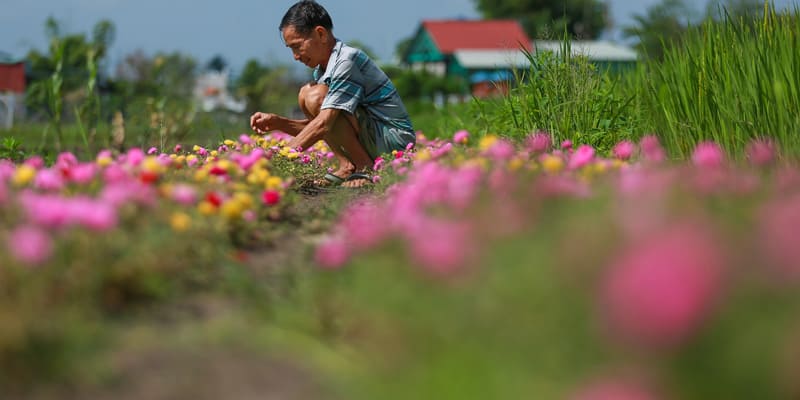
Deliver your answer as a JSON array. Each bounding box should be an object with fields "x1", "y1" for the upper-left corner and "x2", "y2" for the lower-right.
[{"x1": 314, "y1": 26, "x2": 329, "y2": 41}]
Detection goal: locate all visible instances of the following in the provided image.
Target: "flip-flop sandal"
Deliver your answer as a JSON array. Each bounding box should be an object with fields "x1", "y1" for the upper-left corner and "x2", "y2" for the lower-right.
[
  {"x1": 314, "y1": 172, "x2": 345, "y2": 187},
  {"x1": 342, "y1": 172, "x2": 372, "y2": 188}
]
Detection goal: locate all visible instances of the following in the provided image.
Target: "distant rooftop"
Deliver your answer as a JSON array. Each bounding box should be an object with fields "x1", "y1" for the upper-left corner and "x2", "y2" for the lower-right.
[
  {"x1": 422, "y1": 20, "x2": 532, "y2": 53},
  {"x1": 533, "y1": 40, "x2": 638, "y2": 62},
  {"x1": 453, "y1": 49, "x2": 531, "y2": 69}
]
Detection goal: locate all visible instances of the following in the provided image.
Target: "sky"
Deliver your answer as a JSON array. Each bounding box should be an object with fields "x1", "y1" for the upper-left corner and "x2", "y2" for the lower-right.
[{"x1": 0, "y1": 0, "x2": 797, "y2": 73}]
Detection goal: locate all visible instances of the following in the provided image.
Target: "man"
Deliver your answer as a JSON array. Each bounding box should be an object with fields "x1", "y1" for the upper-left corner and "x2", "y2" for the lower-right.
[{"x1": 250, "y1": 0, "x2": 415, "y2": 188}]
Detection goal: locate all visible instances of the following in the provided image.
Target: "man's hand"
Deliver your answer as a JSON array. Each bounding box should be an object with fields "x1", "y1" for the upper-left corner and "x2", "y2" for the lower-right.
[{"x1": 250, "y1": 112, "x2": 276, "y2": 134}]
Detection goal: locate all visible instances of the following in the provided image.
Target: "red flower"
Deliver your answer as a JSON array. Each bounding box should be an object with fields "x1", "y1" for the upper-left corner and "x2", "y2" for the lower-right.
[
  {"x1": 205, "y1": 191, "x2": 223, "y2": 207},
  {"x1": 140, "y1": 171, "x2": 159, "y2": 184},
  {"x1": 262, "y1": 190, "x2": 281, "y2": 206}
]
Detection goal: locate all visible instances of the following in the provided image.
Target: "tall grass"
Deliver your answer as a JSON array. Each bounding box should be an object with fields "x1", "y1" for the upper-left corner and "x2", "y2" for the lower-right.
[
  {"x1": 468, "y1": 41, "x2": 645, "y2": 152},
  {"x1": 639, "y1": 2, "x2": 800, "y2": 157}
]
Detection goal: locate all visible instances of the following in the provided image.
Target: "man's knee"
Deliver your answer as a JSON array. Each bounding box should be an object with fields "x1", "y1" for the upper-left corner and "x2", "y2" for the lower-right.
[{"x1": 298, "y1": 83, "x2": 328, "y2": 115}]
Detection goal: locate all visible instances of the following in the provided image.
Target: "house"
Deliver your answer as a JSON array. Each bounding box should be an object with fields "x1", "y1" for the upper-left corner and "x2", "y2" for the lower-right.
[
  {"x1": 402, "y1": 20, "x2": 532, "y2": 97},
  {"x1": 533, "y1": 40, "x2": 638, "y2": 73},
  {"x1": 193, "y1": 69, "x2": 246, "y2": 113},
  {"x1": 0, "y1": 53, "x2": 26, "y2": 129}
]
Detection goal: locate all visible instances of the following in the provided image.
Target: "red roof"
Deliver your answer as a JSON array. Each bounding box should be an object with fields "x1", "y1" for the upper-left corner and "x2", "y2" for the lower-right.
[
  {"x1": 0, "y1": 63, "x2": 25, "y2": 94},
  {"x1": 422, "y1": 20, "x2": 532, "y2": 54}
]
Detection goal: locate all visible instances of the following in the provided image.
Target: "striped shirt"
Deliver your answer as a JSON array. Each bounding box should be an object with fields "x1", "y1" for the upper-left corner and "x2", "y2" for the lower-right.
[{"x1": 314, "y1": 40, "x2": 414, "y2": 134}]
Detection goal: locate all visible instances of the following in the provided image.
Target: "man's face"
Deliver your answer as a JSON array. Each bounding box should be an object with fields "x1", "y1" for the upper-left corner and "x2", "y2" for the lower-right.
[{"x1": 282, "y1": 25, "x2": 329, "y2": 69}]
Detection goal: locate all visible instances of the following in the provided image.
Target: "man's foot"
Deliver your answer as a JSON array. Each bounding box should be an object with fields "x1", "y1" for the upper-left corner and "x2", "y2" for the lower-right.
[
  {"x1": 341, "y1": 172, "x2": 372, "y2": 188},
  {"x1": 313, "y1": 165, "x2": 356, "y2": 187}
]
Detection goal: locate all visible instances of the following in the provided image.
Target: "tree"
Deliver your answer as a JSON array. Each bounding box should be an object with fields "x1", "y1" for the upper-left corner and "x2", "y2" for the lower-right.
[
  {"x1": 473, "y1": 0, "x2": 609, "y2": 39},
  {"x1": 234, "y1": 58, "x2": 301, "y2": 115},
  {"x1": 206, "y1": 54, "x2": 228, "y2": 72},
  {"x1": 622, "y1": 0, "x2": 697, "y2": 60},
  {"x1": 705, "y1": 0, "x2": 765, "y2": 21}
]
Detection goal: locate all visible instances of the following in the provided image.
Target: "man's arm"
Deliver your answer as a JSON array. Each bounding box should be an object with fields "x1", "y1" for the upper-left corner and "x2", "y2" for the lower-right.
[
  {"x1": 250, "y1": 112, "x2": 310, "y2": 136},
  {"x1": 287, "y1": 108, "x2": 340, "y2": 150}
]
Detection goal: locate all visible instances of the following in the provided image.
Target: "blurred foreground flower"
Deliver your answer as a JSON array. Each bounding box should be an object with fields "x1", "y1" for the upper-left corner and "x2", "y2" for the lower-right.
[
  {"x1": 601, "y1": 223, "x2": 724, "y2": 349},
  {"x1": 7, "y1": 225, "x2": 53, "y2": 266}
]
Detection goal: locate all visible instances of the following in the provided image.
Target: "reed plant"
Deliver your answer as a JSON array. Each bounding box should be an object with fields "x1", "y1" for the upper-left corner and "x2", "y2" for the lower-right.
[
  {"x1": 639, "y1": 1, "x2": 800, "y2": 157},
  {"x1": 469, "y1": 40, "x2": 645, "y2": 152}
]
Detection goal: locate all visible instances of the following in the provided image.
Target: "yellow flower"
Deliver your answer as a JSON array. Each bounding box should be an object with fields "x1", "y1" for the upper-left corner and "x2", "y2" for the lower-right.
[
  {"x1": 541, "y1": 155, "x2": 564, "y2": 173},
  {"x1": 415, "y1": 148, "x2": 431, "y2": 162},
  {"x1": 194, "y1": 169, "x2": 209, "y2": 182},
  {"x1": 174, "y1": 155, "x2": 186, "y2": 165},
  {"x1": 210, "y1": 150, "x2": 219, "y2": 158},
  {"x1": 220, "y1": 200, "x2": 244, "y2": 220},
  {"x1": 170, "y1": 212, "x2": 191, "y2": 232},
  {"x1": 198, "y1": 201, "x2": 217, "y2": 216},
  {"x1": 12, "y1": 165, "x2": 36, "y2": 186},
  {"x1": 223, "y1": 139, "x2": 236, "y2": 147},
  {"x1": 141, "y1": 156, "x2": 164, "y2": 173},
  {"x1": 96, "y1": 155, "x2": 113, "y2": 167},
  {"x1": 479, "y1": 135, "x2": 498, "y2": 152},
  {"x1": 508, "y1": 157, "x2": 525, "y2": 172},
  {"x1": 233, "y1": 192, "x2": 254, "y2": 209},
  {"x1": 265, "y1": 176, "x2": 283, "y2": 191}
]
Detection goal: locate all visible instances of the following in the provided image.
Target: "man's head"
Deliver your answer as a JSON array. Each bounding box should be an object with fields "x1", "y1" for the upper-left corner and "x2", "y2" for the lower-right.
[{"x1": 280, "y1": 1, "x2": 335, "y2": 69}]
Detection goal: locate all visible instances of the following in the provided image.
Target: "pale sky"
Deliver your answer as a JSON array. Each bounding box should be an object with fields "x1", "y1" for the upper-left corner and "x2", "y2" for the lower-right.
[{"x1": 0, "y1": 0, "x2": 796, "y2": 72}]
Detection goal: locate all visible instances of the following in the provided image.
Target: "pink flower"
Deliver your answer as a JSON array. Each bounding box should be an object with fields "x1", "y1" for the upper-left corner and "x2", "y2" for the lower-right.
[
  {"x1": 56, "y1": 152, "x2": 78, "y2": 168},
  {"x1": 69, "y1": 163, "x2": 97, "y2": 185},
  {"x1": 601, "y1": 223, "x2": 724, "y2": 348},
  {"x1": 24, "y1": 156, "x2": 45, "y2": 169},
  {"x1": 171, "y1": 184, "x2": 198, "y2": 206},
  {"x1": 640, "y1": 135, "x2": 665, "y2": 163},
  {"x1": 571, "y1": 378, "x2": 660, "y2": 400},
  {"x1": 612, "y1": 140, "x2": 636, "y2": 161},
  {"x1": 147, "y1": 146, "x2": 159, "y2": 155},
  {"x1": 0, "y1": 181, "x2": 6, "y2": 205},
  {"x1": 692, "y1": 141, "x2": 724, "y2": 168},
  {"x1": 408, "y1": 220, "x2": 472, "y2": 276},
  {"x1": 746, "y1": 138, "x2": 776, "y2": 166},
  {"x1": 373, "y1": 157, "x2": 385, "y2": 171},
  {"x1": 71, "y1": 199, "x2": 118, "y2": 232},
  {"x1": 8, "y1": 225, "x2": 53, "y2": 266},
  {"x1": 561, "y1": 140, "x2": 573, "y2": 150},
  {"x1": 568, "y1": 145, "x2": 595, "y2": 170},
  {"x1": 484, "y1": 138, "x2": 515, "y2": 161},
  {"x1": 239, "y1": 134, "x2": 254, "y2": 146},
  {"x1": 174, "y1": 144, "x2": 183, "y2": 153},
  {"x1": 525, "y1": 131, "x2": 552, "y2": 154},
  {"x1": 453, "y1": 130, "x2": 469, "y2": 144},
  {"x1": 338, "y1": 200, "x2": 389, "y2": 250},
  {"x1": 0, "y1": 159, "x2": 15, "y2": 182},
  {"x1": 315, "y1": 236, "x2": 350, "y2": 269},
  {"x1": 34, "y1": 169, "x2": 65, "y2": 191},
  {"x1": 126, "y1": 148, "x2": 145, "y2": 166}
]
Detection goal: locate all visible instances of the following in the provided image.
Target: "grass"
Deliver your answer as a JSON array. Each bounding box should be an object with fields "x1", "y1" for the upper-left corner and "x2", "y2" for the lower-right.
[{"x1": 634, "y1": 2, "x2": 800, "y2": 157}]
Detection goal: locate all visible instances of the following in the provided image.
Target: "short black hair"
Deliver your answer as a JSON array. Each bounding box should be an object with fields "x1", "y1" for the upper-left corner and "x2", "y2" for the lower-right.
[{"x1": 279, "y1": 1, "x2": 333, "y2": 35}]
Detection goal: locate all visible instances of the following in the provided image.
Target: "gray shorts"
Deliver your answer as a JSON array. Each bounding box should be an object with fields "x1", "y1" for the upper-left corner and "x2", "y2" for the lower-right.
[{"x1": 354, "y1": 108, "x2": 416, "y2": 159}]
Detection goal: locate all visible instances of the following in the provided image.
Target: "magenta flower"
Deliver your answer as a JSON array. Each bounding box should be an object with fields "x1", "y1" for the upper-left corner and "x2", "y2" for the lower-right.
[
  {"x1": 0, "y1": 159, "x2": 15, "y2": 182},
  {"x1": 568, "y1": 145, "x2": 595, "y2": 170},
  {"x1": 692, "y1": 141, "x2": 724, "y2": 168},
  {"x1": 612, "y1": 140, "x2": 636, "y2": 161},
  {"x1": 525, "y1": 131, "x2": 552, "y2": 154},
  {"x1": 70, "y1": 199, "x2": 118, "y2": 232},
  {"x1": 640, "y1": 135, "x2": 665, "y2": 163},
  {"x1": 601, "y1": 223, "x2": 724, "y2": 349},
  {"x1": 561, "y1": 140, "x2": 573, "y2": 150},
  {"x1": 453, "y1": 130, "x2": 469, "y2": 144},
  {"x1": 239, "y1": 134, "x2": 254, "y2": 146},
  {"x1": 745, "y1": 138, "x2": 776, "y2": 166},
  {"x1": 174, "y1": 144, "x2": 183, "y2": 153},
  {"x1": 147, "y1": 146, "x2": 159, "y2": 155},
  {"x1": 7, "y1": 225, "x2": 54, "y2": 266},
  {"x1": 315, "y1": 235, "x2": 350, "y2": 269},
  {"x1": 484, "y1": 138, "x2": 516, "y2": 161}
]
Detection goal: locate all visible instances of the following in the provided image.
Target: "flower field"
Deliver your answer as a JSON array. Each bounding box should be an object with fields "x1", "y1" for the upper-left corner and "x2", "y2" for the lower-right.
[{"x1": 2, "y1": 127, "x2": 800, "y2": 399}]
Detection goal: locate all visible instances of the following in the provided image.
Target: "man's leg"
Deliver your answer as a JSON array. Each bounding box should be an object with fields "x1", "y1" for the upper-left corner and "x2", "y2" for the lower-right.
[{"x1": 298, "y1": 83, "x2": 373, "y2": 186}]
